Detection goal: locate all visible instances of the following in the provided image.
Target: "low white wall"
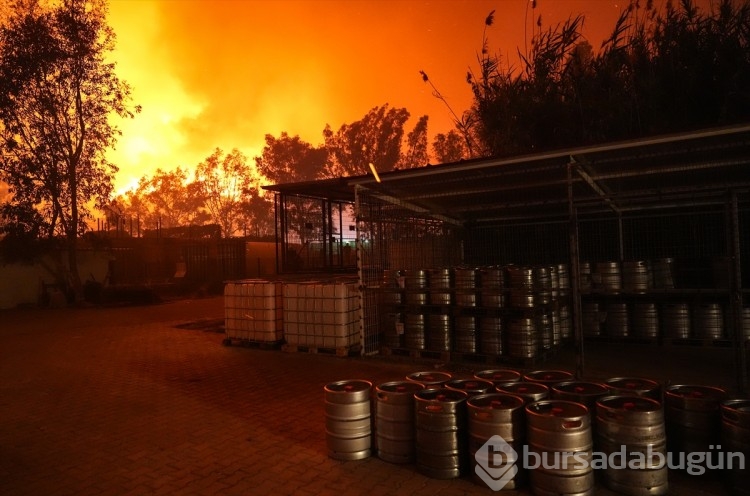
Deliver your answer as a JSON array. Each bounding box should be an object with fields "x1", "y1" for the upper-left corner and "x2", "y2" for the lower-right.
[{"x1": 0, "y1": 250, "x2": 110, "y2": 309}]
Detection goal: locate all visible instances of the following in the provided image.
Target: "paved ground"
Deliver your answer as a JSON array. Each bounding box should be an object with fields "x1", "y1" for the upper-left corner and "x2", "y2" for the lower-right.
[{"x1": 0, "y1": 296, "x2": 743, "y2": 495}]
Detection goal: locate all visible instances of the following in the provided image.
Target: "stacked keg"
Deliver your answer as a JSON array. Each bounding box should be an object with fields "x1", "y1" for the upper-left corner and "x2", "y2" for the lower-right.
[
  {"x1": 506, "y1": 266, "x2": 539, "y2": 359},
  {"x1": 427, "y1": 313, "x2": 452, "y2": 352},
  {"x1": 664, "y1": 384, "x2": 727, "y2": 474},
  {"x1": 662, "y1": 302, "x2": 691, "y2": 339},
  {"x1": 693, "y1": 303, "x2": 725, "y2": 340},
  {"x1": 324, "y1": 380, "x2": 373, "y2": 460},
  {"x1": 631, "y1": 302, "x2": 659, "y2": 339},
  {"x1": 507, "y1": 314, "x2": 538, "y2": 359},
  {"x1": 479, "y1": 315, "x2": 504, "y2": 355},
  {"x1": 526, "y1": 400, "x2": 595, "y2": 495},
  {"x1": 622, "y1": 260, "x2": 651, "y2": 292},
  {"x1": 474, "y1": 369, "x2": 521, "y2": 386},
  {"x1": 404, "y1": 269, "x2": 429, "y2": 306},
  {"x1": 604, "y1": 376, "x2": 662, "y2": 401},
  {"x1": 445, "y1": 378, "x2": 495, "y2": 397},
  {"x1": 479, "y1": 266, "x2": 505, "y2": 355},
  {"x1": 507, "y1": 265, "x2": 536, "y2": 309},
  {"x1": 467, "y1": 393, "x2": 526, "y2": 490},
  {"x1": 524, "y1": 369, "x2": 574, "y2": 388},
  {"x1": 454, "y1": 267, "x2": 479, "y2": 308},
  {"x1": 605, "y1": 302, "x2": 629, "y2": 338},
  {"x1": 480, "y1": 266, "x2": 505, "y2": 308},
  {"x1": 404, "y1": 313, "x2": 426, "y2": 350},
  {"x1": 496, "y1": 381, "x2": 550, "y2": 405},
  {"x1": 551, "y1": 381, "x2": 610, "y2": 414},
  {"x1": 406, "y1": 371, "x2": 452, "y2": 388},
  {"x1": 596, "y1": 395, "x2": 669, "y2": 495},
  {"x1": 414, "y1": 388, "x2": 469, "y2": 479},
  {"x1": 374, "y1": 381, "x2": 424, "y2": 464},
  {"x1": 325, "y1": 369, "x2": 748, "y2": 495},
  {"x1": 428, "y1": 268, "x2": 452, "y2": 306},
  {"x1": 582, "y1": 302, "x2": 603, "y2": 337},
  {"x1": 454, "y1": 315, "x2": 478, "y2": 354},
  {"x1": 596, "y1": 261, "x2": 622, "y2": 292}
]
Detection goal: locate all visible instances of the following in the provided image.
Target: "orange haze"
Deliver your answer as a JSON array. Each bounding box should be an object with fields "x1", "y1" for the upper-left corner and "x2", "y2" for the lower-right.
[{"x1": 105, "y1": 0, "x2": 680, "y2": 193}]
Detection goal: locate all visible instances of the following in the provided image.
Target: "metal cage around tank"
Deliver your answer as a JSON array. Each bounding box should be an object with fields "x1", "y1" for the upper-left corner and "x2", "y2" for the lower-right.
[{"x1": 265, "y1": 124, "x2": 750, "y2": 392}]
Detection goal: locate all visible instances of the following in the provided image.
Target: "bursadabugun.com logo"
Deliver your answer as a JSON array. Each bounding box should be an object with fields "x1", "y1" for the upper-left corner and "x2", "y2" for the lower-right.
[
  {"x1": 476, "y1": 435, "x2": 746, "y2": 491},
  {"x1": 475, "y1": 435, "x2": 519, "y2": 491}
]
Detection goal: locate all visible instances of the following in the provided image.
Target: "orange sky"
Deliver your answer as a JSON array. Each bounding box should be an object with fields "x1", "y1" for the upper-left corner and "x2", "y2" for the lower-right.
[{"x1": 104, "y1": 0, "x2": 664, "y2": 193}]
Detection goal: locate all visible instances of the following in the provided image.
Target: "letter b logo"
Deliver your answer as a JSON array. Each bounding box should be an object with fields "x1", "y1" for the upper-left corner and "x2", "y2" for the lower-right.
[{"x1": 475, "y1": 434, "x2": 519, "y2": 491}]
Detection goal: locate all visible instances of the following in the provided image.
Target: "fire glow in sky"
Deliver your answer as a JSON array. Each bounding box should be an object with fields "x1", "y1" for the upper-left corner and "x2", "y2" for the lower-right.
[{"x1": 105, "y1": 0, "x2": 665, "y2": 192}]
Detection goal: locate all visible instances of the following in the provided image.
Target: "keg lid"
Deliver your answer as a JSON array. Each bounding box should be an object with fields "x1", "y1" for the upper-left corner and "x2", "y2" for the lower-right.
[
  {"x1": 445, "y1": 378, "x2": 494, "y2": 394},
  {"x1": 475, "y1": 369, "x2": 522, "y2": 383},
  {"x1": 376, "y1": 381, "x2": 423, "y2": 394},
  {"x1": 468, "y1": 393, "x2": 525, "y2": 411},
  {"x1": 665, "y1": 384, "x2": 727, "y2": 400},
  {"x1": 527, "y1": 399, "x2": 589, "y2": 418},
  {"x1": 415, "y1": 387, "x2": 468, "y2": 403},
  {"x1": 597, "y1": 395, "x2": 661, "y2": 412},
  {"x1": 524, "y1": 369, "x2": 574, "y2": 384},
  {"x1": 665, "y1": 385, "x2": 727, "y2": 410},
  {"x1": 605, "y1": 377, "x2": 660, "y2": 392},
  {"x1": 406, "y1": 371, "x2": 452, "y2": 385},
  {"x1": 324, "y1": 379, "x2": 372, "y2": 394},
  {"x1": 721, "y1": 399, "x2": 750, "y2": 424},
  {"x1": 496, "y1": 381, "x2": 549, "y2": 395},
  {"x1": 553, "y1": 381, "x2": 609, "y2": 396}
]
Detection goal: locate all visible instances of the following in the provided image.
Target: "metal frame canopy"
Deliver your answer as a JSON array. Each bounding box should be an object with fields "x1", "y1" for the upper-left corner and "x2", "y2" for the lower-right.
[
  {"x1": 264, "y1": 123, "x2": 750, "y2": 223},
  {"x1": 264, "y1": 123, "x2": 750, "y2": 391}
]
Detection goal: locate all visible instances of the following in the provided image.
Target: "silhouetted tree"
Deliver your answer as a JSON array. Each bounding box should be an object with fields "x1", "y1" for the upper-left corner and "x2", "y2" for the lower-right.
[
  {"x1": 194, "y1": 148, "x2": 252, "y2": 237},
  {"x1": 322, "y1": 104, "x2": 410, "y2": 177},
  {"x1": 0, "y1": 0, "x2": 138, "y2": 300},
  {"x1": 126, "y1": 167, "x2": 207, "y2": 230},
  {"x1": 398, "y1": 114, "x2": 430, "y2": 169},
  {"x1": 255, "y1": 132, "x2": 327, "y2": 184},
  {"x1": 432, "y1": 130, "x2": 468, "y2": 164}
]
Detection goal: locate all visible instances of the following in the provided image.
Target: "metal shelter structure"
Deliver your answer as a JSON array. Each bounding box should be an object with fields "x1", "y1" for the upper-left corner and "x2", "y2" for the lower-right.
[{"x1": 265, "y1": 123, "x2": 750, "y2": 393}]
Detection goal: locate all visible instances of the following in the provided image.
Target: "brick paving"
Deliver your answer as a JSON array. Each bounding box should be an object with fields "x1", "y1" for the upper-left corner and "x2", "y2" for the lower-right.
[{"x1": 0, "y1": 296, "x2": 738, "y2": 495}]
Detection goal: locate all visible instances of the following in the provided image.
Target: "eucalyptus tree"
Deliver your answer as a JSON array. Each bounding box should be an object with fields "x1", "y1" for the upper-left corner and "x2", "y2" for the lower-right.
[
  {"x1": 432, "y1": 130, "x2": 468, "y2": 164},
  {"x1": 0, "y1": 0, "x2": 138, "y2": 300},
  {"x1": 194, "y1": 147, "x2": 252, "y2": 238},
  {"x1": 321, "y1": 104, "x2": 410, "y2": 178},
  {"x1": 397, "y1": 114, "x2": 430, "y2": 169}
]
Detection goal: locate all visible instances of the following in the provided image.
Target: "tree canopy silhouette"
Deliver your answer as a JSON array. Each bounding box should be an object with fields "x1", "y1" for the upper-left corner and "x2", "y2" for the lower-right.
[{"x1": 0, "y1": 0, "x2": 138, "y2": 299}]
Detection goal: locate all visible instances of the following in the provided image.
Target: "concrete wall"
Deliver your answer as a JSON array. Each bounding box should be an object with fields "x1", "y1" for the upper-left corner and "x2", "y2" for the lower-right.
[{"x1": 0, "y1": 250, "x2": 110, "y2": 309}]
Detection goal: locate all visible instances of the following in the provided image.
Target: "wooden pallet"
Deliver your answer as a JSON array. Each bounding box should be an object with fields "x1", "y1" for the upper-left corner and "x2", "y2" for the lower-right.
[
  {"x1": 282, "y1": 343, "x2": 362, "y2": 357},
  {"x1": 221, "y1": 338, "x2": 283, "y2": 350}
]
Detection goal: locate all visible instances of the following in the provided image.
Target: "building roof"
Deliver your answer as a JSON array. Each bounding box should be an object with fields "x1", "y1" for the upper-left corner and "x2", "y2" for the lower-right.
[{"x1": 263, "y1": 123, "x2": 750, "y2": 225}]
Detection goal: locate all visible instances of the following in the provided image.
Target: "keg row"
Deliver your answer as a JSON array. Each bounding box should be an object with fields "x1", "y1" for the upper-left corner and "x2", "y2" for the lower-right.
[
  {"x1": 382, "y1": 309, "x2": 571, "y2": 357},
  {"x1": 382, "y1": 265, "x2": 570, "y2": 309},
  {"x1": 583, "y1": 301, "x2": 750, "y2": 340},
  {"x1": 325, "y1": 371, "x2": 748, "y2": 496}
]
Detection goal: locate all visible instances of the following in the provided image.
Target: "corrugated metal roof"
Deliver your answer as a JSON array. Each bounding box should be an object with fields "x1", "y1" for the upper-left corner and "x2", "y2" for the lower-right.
[{"x1": 263, "y1": 123, "x2": 750, "y2": 224}]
